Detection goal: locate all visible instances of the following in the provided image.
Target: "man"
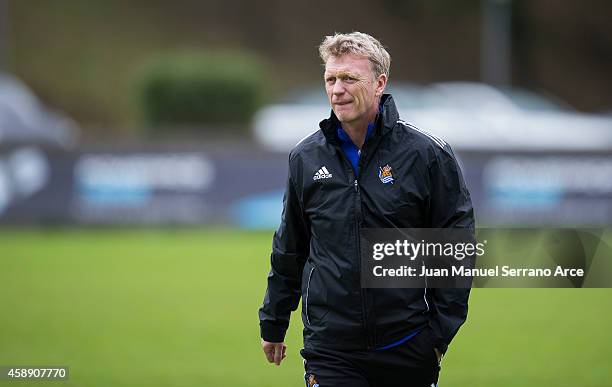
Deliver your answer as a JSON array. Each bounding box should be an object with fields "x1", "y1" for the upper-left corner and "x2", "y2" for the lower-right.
[{"x1": 259, "y1": 32, "x2": 474, "y2": 387}]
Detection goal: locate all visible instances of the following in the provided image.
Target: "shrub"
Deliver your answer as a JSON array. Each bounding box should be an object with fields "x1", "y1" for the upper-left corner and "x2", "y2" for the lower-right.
[{"x1": 136, "y1": 50, "x2": 268, "y2": 130}]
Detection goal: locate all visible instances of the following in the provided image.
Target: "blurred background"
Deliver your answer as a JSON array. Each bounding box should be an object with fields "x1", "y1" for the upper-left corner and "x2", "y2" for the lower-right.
[{"x1": 0, "y1": 0, "x2": 611, "y2": 386}]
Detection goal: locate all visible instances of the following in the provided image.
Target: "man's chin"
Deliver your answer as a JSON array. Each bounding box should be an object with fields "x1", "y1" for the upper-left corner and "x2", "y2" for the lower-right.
[{"x1": 333, "y1": 111, "x2": 356, "y2": 123}]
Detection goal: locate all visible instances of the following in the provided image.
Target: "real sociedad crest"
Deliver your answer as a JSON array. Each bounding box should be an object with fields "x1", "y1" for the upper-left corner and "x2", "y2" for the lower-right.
[{"x1": 378, "y1": 164, "x2": 394, "y2": 184}]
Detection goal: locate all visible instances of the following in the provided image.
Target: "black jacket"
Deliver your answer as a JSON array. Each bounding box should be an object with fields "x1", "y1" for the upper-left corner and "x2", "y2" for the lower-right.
[{"x1": 259, "y1": 94, "x2": 474, "y2": 353}]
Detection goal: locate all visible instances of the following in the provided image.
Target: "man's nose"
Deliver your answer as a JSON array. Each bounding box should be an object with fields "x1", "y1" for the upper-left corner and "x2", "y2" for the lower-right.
[{"x1": 332, "y1": 80, "x2": 345, "y2": 95}]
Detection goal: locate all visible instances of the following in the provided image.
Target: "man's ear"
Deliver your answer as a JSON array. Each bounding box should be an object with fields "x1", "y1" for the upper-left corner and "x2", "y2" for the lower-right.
[{"x1": 375, "y1": 74, "x2": 388, "y2": 97}]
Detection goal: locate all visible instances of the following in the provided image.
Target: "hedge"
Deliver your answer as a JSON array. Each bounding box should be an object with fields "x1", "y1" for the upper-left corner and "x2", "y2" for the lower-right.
[{"x1": 136, "y1": 50, "x2": 268, "y2": 130}]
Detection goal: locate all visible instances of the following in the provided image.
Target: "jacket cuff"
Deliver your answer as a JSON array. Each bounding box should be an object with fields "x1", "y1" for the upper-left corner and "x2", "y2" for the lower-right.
[{"x1": 260, "y1": 321, "x2": 288, "y2": 343}]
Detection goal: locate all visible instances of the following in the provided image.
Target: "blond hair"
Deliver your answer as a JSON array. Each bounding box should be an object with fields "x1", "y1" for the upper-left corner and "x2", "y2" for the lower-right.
[{"x1": 319, "y1": 32, "x2": 391, "y2": 78}]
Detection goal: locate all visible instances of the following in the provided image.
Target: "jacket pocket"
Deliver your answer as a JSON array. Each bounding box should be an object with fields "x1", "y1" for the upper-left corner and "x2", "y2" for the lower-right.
[
  {"x1": 302, "y1": 260, "x2": 328, "y2": 326},
  {"x1": 304, "y1": 264, "x2": 316, "y2": 325}
]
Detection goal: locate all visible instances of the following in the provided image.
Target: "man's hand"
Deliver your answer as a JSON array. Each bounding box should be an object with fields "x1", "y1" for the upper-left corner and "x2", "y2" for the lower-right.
[{"x1": 262, "y1": 340, "x2": 287, "y2": 366}]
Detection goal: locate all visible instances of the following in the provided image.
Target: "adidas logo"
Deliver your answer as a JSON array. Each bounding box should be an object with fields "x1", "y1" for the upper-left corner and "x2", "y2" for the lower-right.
[{"x1": 313, "y1": 166, "x2": 332, "y2": 180}]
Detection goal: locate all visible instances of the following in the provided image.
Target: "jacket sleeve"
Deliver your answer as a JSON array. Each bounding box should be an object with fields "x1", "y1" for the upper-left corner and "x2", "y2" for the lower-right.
[
  {"x1": 427, "y1": 145, "x2": 475, "y2": 354},
  {"x1": 259, "y1": 159, "x2": 310, "y2": 343}
]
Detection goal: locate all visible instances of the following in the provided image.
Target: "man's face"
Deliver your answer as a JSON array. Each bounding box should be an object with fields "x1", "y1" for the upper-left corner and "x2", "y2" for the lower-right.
[{"x1": 324, "y1": 54, "x2": 386, "y2": 125}]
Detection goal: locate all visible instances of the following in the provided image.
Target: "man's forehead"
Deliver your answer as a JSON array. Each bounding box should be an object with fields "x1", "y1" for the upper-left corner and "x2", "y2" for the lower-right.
[{"x1": 324, "y1": 55, "x2": 371, "y2": 75}]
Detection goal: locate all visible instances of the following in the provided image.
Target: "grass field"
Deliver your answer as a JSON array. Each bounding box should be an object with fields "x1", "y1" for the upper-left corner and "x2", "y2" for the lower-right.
[{"x1": 0, "y1": 228, "x2": 611, "y2": 387}]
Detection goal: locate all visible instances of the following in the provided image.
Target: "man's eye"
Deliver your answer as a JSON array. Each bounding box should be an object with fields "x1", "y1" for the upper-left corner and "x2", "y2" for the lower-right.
[{"x1": 326, "y1": 78, "x2": 336, "y2": 84}]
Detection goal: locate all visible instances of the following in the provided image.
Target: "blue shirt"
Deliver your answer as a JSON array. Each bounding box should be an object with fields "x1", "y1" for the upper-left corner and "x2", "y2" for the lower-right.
[{"x1": 336, "y1": 122, "x2": 375, "y2": 177}]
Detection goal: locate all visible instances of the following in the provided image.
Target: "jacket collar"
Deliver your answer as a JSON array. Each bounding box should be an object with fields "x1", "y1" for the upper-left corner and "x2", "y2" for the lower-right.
[{"x1": 319, "y1": 94, "x2": 399, "y2": 145}]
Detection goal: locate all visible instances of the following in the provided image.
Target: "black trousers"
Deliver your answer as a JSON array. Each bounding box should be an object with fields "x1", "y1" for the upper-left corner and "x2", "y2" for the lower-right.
[{"x1": 301, "y1": 328, "x2": 441, "y2": 387}]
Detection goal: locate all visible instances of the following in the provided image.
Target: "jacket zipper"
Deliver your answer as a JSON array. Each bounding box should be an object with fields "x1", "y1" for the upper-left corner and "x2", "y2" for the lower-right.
[
  {"x1": 332, "y1": 147, "x2": 370, "y2": 349},
  {"x1": 336, "y1": 132, "x2": 388, "y2": 350},
  {"x1": 353, "y1": 177, "x2": 374, "y2": 349},
  {"x1": 354, "y1": 134, "x2": 389, "y2": 349},
  {"x1": 305, "y1": 266, "x2": 315, "y2": 326}
]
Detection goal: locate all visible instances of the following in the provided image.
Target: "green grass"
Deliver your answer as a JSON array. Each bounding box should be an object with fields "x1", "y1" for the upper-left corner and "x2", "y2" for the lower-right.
[{"x1": 0, "y1": 228, "x2": 611, "y2": 386}]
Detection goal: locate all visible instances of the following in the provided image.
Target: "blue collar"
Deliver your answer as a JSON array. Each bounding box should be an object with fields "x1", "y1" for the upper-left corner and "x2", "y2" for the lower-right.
[{"x1": 336, "y1": 121, "x2": 375, "y2": 146}]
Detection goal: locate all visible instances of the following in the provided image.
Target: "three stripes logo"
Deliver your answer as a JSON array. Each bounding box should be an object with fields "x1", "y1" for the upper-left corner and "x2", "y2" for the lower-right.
[
  {"x1": 313, "y1": 166, "x2": 332, "y2": 180},
  {"x1": 397, "y1": 119, "x2": 447, "y2": 149}
]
